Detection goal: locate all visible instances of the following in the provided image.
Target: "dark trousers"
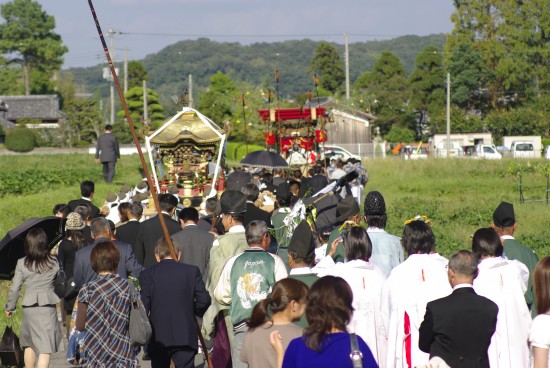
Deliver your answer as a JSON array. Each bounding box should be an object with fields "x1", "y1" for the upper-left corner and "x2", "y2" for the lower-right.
[
  {"x1": 102, "y1": 161, "x2": 116, "y2": 183},
  {"x1": 151, "y1": 346, "x2": 196, "y2": 368}
]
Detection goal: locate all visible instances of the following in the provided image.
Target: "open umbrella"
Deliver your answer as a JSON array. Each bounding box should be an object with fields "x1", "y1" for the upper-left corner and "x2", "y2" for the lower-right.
[
  {"x1": 0, "y1": 216, "x2": 65, "y2": 280},
  {"x1": 240, "y1": 150, "x2": 289, "y2": 169}
]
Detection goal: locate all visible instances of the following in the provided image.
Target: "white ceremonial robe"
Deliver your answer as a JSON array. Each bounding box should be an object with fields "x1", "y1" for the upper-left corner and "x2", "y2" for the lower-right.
[
  {"x1": 381, "y1": 253, "x2": 452, "y2": 368},
  {"x1": 473, "y1": 257, "x2": 531, "y2": 368},
  {"x1": 317, "y1": 258, "x2": 388, "y2": 368}
]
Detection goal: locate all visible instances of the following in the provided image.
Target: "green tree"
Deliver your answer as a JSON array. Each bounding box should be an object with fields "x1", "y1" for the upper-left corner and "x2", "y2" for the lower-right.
[
  {"x1": 0, "y1": 0, "x2": 67, "y2": 95},
  {"x1": 127, "y1": 61, "x2": 148, "y2": 89},
  {"x1": 408, "y1": 46, "x2": 446, "y2": 138},
  {"x1": 63, "y1": 99, "x2": 102, "y2": 147},
  {"x1": 354, "y1": 51, "x2": 412, "y2": 136},
  {"x1": 384, "y1": 125, "x2": 415, "y2": 143},
  {"x1": 117, "y1": 86, "x2": 165, "y2": 135},
  {"x1": 447, "y1": 44, "x2": 493, "y2": 116},
  {"x1": 197, "y1": 71, "x2": 239, "y2": 125},
  {"x1": 309, "y1": 42, "x2": 345, "y2": 94}
]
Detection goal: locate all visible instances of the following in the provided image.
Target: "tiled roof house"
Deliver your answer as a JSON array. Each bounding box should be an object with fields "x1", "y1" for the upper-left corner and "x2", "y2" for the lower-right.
[{"x1": 0, "y1": 95, "x2": 63, "y2": 130}]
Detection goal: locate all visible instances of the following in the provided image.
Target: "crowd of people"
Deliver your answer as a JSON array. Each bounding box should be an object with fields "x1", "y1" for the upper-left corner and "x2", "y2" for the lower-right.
[{"x1": 3, "y1": 160, "x2": 549, "y2": 368}]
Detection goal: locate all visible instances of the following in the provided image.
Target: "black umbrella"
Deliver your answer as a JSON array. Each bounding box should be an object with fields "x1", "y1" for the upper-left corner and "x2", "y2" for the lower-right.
[
  {"x1": 240, "y1": 150, "x2": 289, "y2": 169},
  {"x1": 0, "y1": 216, "x2": 65, "y2": 280}
]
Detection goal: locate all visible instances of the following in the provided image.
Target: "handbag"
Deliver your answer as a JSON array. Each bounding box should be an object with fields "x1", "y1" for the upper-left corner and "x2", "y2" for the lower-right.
[
  {"x1": 0, "y1": 324, "x2": 23, "y2": 368},
  {"x1": 127, "y1": 280, "x2": 152, "y2": 346},
  {"x1": 54, "y1": 268, "x2": 67, "y2": 299}
]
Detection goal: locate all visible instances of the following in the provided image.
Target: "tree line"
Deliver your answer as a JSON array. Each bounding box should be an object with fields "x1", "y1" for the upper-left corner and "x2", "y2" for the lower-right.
[{"x1": 1, "y1": 0, "x2": 549, "y2": 148}]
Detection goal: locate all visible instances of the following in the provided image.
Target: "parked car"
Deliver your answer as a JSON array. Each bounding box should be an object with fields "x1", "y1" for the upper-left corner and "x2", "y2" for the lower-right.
[
  {"x1": 322, "y1": 145, "x2": 361, "y2": 162},
  {"x1": 400, "y1": 145, "x2": 429, "y2": 160},
  {"x1": 473, "y1": 144, "x2": 502, "y2": 160},
  {"x1": 510, "y1": 141, "x2": 535, "y2": 158}
]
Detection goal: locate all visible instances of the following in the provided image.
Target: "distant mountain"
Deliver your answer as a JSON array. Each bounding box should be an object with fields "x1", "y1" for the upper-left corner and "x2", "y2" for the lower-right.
[{"x1": 65, "y1": 34, "x2": 446, "y2": 115}]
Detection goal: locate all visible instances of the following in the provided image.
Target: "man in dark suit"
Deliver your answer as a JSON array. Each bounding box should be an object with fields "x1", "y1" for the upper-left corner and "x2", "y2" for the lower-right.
[
  {"x1": 135, "y1": 194, "x2": 182, "y2": 268},
  {"x1": 95, "y1": 124, "x2": 120, "y2": 183},
  {"x1": 68, "y1": 180, "x2": 101, "y2": 219},
  {"x1": 114, "y1": 202, "x2": 143, "y2": 255},
  {"x1": 139, "y1": 237, "x2": 211, "y2": 368},
  {"x1": 419, "y1": 250, "x2": 498, "y2": 368},
  {"x1": 241, "y1": 183, "x2": 271, "y2": 228},
  {"x1": 172, "y1": 207, "x2": 215, "y2": 283},
  {"x1": 308, "y1": 163, "x2": 329, "y2": 194},
  {"x1": 74, "y1": 217, "x2": 143, "y2": 289}
]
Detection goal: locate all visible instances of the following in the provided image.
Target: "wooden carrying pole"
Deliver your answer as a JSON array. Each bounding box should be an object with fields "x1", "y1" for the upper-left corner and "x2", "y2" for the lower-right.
[{"x1": 85, "y1": 2, "x2": 213, "y2": 367}]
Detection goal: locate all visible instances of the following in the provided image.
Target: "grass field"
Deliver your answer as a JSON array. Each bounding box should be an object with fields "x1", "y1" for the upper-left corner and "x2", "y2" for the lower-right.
[{"x1": 0, "y1": 153, "x2": 549, "y2": 330}]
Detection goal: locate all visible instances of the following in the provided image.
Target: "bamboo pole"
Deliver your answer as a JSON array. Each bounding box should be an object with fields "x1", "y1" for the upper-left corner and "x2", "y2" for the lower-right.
[{"x1": 85, "y1": 2, "x2": 212, "y2": 367}]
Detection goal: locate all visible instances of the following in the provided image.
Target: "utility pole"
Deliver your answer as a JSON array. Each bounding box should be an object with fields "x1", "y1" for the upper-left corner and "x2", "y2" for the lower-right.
[
  {"x1": 143, "y1": 80, "x2": 149, "y2": 130},
  {"x1": 188, "y1": 74, "x2": 193, "y2": 108},
  {"x1": 446, "y1": 73, "x2": 451, "y2": 159},
  {"x1": 108, "y1": 29, "x2": 116, "y2": 126},
  {"x1": 124, "y1": 48, "x2": 128, "y2": 94},
  {"x1": 345, "y1": 32, "x2": 350, "y2": 100}
]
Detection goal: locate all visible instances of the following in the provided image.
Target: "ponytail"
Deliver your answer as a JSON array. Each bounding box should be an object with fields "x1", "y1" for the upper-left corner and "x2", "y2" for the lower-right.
[{"x1": 247, "y1": 298, "x2": 271, "y2": 329}]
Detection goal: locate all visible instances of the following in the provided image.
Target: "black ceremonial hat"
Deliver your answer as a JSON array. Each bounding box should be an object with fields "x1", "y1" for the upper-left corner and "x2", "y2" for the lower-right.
[
  {"x1": 335, "y1": 195, "x2": 360, "y2": 222},
  {"x1": 220, "y1": 190, "x2": 247, "y2": 214},
  {"x1": 288, "y1": 220, "x2": 315, "y2": 259},
  {"x1": 493, "y1": 201, "x2": 515, "y2": 227},
  {"x1": 364, "y1": 191, "x2": 386, "y2": 216}
]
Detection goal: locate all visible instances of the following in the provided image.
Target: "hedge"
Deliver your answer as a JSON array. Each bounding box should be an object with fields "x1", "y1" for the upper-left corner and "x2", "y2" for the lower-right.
[
  {"x1": 5, "y1": 127, "x2": 36, "y2": 152},
  {"x1": 225, "y1": 142, "x2": 264, "y2": 162}
]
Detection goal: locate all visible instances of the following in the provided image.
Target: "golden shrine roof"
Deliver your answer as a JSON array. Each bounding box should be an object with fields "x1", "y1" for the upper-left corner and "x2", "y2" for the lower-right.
[{"x1": 150, "y1": 111, "x2": 224, "y2": 145}]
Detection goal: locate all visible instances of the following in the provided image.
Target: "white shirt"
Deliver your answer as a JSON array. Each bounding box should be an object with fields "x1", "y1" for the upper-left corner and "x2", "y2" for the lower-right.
[
  {"x1": 212, "y1": 225, "x2": 246, "y2": 247},
  {"x1": 530, "y1": 314, "x2": 550, "y2": 367}
]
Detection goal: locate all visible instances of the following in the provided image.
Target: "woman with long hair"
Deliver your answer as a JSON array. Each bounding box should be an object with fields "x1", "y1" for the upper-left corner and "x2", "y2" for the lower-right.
[
  {"x1": 317, "y1": 225, "x2": 387, "y2": 366},
  {"x1": 75, "y1": 241, "x2": 139, "y2": 367},
  {"x1": 5, "y1": 228, "x2": 62, "y2": 368},
  {"x1": 530, "y1": 256, "x2": 550, "y2": 368},
  {"x1": 58, "y1": 212, "x2": 88, "y2": 327},
  {"x1": 274, "y1": 276, "x2": 378, "y2": 368},
  {"x1": 240, "y1": 278, "x2": 308, "y2": 368}
]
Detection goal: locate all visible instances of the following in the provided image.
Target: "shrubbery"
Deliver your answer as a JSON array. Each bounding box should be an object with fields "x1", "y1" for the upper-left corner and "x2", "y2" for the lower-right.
[
  {"x1": 0, "y1": 168, "x2": 101, "y2": 197},
  {"x1": 5, "y1": 126, "x2": 36, "y2": 152}
]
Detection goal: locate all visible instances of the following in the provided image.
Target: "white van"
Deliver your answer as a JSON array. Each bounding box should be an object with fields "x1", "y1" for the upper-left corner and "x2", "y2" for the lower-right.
[
  {"x1": 510, "y1": 141, "x2": 535, "y2": 158},
  {"x1": 474, "y1": 144, "x2": 502, "y2": 160}
]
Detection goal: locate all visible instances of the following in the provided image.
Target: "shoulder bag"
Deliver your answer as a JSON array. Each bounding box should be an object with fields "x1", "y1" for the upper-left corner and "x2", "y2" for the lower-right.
[
  {"x1": 54, "y1": 268, "x2": 67, "y2": 299},
  {"x1": 127, "y1": 280, "x2": 152, "y2": 346},
  {"x1": 349, "y1": 333, "x2": 363, "y2": 368}
]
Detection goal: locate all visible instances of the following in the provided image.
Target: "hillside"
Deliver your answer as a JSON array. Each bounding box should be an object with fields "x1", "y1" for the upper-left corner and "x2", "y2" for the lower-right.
[{"x1": 65, "y1": 34, "x2": 446, "y2": 115}]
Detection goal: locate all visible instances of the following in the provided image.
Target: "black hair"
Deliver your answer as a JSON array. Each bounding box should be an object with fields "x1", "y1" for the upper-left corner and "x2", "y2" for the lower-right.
[
  {"x1": 178, "y1": 207, "x2": 199, "y2": 223},
  {"x1": 159, "y1": 193, "x2": 178, "y2": 212},
  {"x1": 241, "y1": 183, "x2": 260, "y2": 202},
  {"x1": 24, "y1": 228, "x2": 56, "y2": 273},
  {"x1": 80, "y1": 180, "x2": 95, "y2": 198},
  {"x1": 343, "y1": 227, "x2": 372, "y2": 261},
  {"x1": 472, "y1": 227, "x2": 503, "y2": 258},
  {"x1": 402, "y1": 220, "x2": 435, "y2": 256},
  {"x1": 365, "y1": 214, "x2": 387, "y2": 229},
  {"x1": 53, "y1": 204, "x2": 71, "y2": 217}
]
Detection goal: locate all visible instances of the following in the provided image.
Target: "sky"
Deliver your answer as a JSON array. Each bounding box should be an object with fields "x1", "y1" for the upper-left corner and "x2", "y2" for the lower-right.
[{"x1": 0, "y1": 0, "x2": 456, "y2": 69}]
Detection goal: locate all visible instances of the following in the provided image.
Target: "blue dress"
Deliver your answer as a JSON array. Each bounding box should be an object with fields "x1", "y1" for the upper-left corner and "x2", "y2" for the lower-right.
[{"x1": 283, "y1": 332, "x2": 378, "y2": 368}]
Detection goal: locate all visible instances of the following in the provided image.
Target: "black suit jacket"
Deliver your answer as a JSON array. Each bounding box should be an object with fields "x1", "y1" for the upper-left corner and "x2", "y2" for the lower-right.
[
  {"x1": 68, "y1": 198, "x2": 100, "y2": 219},
  {"x1": 73, "y1": 237, "x2": 143, "y2": 289},
  {"x1": 171, "y1": 225, "x2": 214, "y2": 283},
  {"x1": 308, "y1": 174, "x2": 329, "y2": 194},
  {"x1": 419, "y1": 287, "x2": 498, "y2": 368},
  {"x1": 139, "y1": 259, "x2": 211, "y2": 351},
  {"x1": 95, "y1": 132, "x2": 120, "y2": 163},
  {"x1": 135, "y1": 213, "x2": 181, "y2": 268},
  {"x1": 243, "y1": 202, "x2": 271, "y2": 228},
  {"x1": 115, "y1": 220, "x2": 141, "y2": 254}
]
